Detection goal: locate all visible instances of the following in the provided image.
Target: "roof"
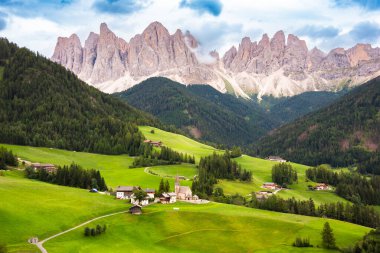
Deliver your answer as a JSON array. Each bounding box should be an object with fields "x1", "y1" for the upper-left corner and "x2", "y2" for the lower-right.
[
  {"x1": 161, "y1": 193, "x2": 170, "y2": 198},
  {"x1": 168, "y1": 192, "x2": 177, "y2": 197},
  {"x1": 116, "y1": 186, "x2": 140, "y2": 192},
  {"x1": 31, "y1": 163, "x2": 55, "y2": 168},
  {"x1": 129, "y1": 205, "x2": 142, "y2": 211},
  {"x1": 267, "y1": 156, "x2": 286, "y2": 160},
  {"x1": 263, "y1": 182, "x2": 276, "y2": 185},
  {"x1": 178, "y1": 186, "x2": 191, "y2": 194},
  {"x1": 145, "y1": 188, "x2": 155, "y2": 193}
]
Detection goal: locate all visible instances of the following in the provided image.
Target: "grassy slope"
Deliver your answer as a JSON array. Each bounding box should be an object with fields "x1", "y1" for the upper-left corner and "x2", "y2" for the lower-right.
[
  {"x1": 141, "y1": 127, "x2": 347, "y2": 204},
  {"x1": 0, "y1": 143, "x2": 191, "y2": 189},
  {"x1": 1, "y1": 126, "x2": 346, "y2": 205},
  {"x1": 44, "y1": 202, "x2": 370, "y2": 253},
  {"x1": 0, "y1": 171, "x2": 126, "y2": 252}
]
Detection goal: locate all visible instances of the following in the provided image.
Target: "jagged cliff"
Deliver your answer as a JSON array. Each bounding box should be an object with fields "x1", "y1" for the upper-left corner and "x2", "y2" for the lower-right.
[{"x1": 52, "y1": 22, "x2": 380, "y2": 97}]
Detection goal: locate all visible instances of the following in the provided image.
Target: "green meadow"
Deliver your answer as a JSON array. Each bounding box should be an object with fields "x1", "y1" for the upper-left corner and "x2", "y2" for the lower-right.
[
  {"x1": 0, "y1": 171, "x2": 126, "y2": 252},
  {"x1": 44, "y1": 202, "x2": 370, "y2": 253},
  {"x1": 0, "y1": 126, "x2": 346, "y2": 204}
]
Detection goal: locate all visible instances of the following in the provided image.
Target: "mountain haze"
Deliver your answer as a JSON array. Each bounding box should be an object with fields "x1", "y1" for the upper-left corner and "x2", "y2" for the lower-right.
[
  {"x1": 256, "y1": 76, "x2": 380, "y2": 166},
  {"x1": 52, "y1": 22, "x2": 380, "y2": 98}
]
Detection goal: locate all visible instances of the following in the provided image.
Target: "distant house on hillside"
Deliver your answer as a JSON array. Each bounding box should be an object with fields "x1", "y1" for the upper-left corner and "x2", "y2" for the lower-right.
[
  {"x1": 31, "y1": 163, "x2": 56, "y2": 173},
  {"x1": 145, "y1": 188, "x2": 155, "y2": 199},
  {"x1": 255, "y1": 191, "x2": 274, "y2": 201},
  {"x1": 262, "y1": 182, "x2": 280, "y2": 190},
  {"x1": 116, "y1": 186, "x2": 141, "y2": 199},
  {"x1": 143, "y1": 140, "x2": 163, "y2": 147},
  {"x1": 314, "y1": 183, "x2": 329, "y2": 191},
  {"x1": 266, "y1": 156, "x2": 287, "y2": 163},
  {"x1": 129, "y1": 205, "x2": 142, "y2": 215},
  {"x1": 131, "y1": 188, "x2": 156, "y2": 206},
  {"x1": 160, "y1": 192, "x2": 177, "y2": 204}
]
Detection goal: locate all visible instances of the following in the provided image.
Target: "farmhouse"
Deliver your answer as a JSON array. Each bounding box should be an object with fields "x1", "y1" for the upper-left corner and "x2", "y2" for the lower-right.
[
  {"x1": 145, "y1": 188, "x2": 155, "y2": 199},
  {"x1": 262, "y1": 182, "x2": 280, "y2": 190},
  {"x1": 255, "y1": 191, "x2": 274, "y2": 201},
  {"x1": 160, "y1": 192, "x2": 177, "y2": 204},
  {"x1": 116, "y1": 186, "x2": 141, "y2": 199},
  {"x1": 31, "y1": 163, "x2": 56, "y2": 173},
  {"x1": 175, "y1": 176, "x2": 193, "y2": 200},
  {"x1": 266, "y1": 156, "x2": 287, "y2": 163},
  {"x1": 129, "y1": 205, "x2": 142, "y2": 215},
  {"x1": 143, "y1": 140, "x2": 163, "y2": 147},
  {"x1": 315, "y1": 183, "x2": 329, "y2": 191}
]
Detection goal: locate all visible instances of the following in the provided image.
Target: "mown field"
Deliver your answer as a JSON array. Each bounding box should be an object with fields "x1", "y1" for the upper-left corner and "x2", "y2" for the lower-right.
[
  {"x1": 0, "y1": 171, "x2": 126, "y2": 252},
  {"x1": 44, "y1": 202, "x2": 370, "y2": 253}
]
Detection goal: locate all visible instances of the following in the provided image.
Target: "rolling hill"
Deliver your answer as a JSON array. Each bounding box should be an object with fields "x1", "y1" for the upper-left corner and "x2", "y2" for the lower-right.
[
  {"x1": 256, "y1": 76, "x2": 380, "y2": 167},
  {"x1": 0, "y1": 38, "x2": 158, "y2": 155},
  {"x1": 116, "y1": 77, "x2": 275, "y2": 147}
]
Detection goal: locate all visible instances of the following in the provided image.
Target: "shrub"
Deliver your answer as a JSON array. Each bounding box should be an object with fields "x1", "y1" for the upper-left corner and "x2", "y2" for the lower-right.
[{"x1": 292, "y1": 237, "x2": 312, "y2": 247}]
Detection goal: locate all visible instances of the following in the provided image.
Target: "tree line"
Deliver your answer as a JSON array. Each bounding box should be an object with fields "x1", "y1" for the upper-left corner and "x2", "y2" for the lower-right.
[
  {"x1": 25, "y1": 163, "x2": 107, "y2": 191},
  {"x1": 343, "y1": 227, "x2": 380, "y2": 253},
  {"x1": 272, "y1": 163, "x2": 298, "y2": 186},
  {"x1": 0, "y1": 38, "x2": 158, "y2": 156},
  {"x1": 84, "y1": 224, "x2": 107, "y2": 237},
  {"x1": 249, "y1": 195, "x2": 380, "y2": 228},
  {"x1": 192, "y1": 152, "x2": 252, "y2": 197},
  {"x1": 130, "y1": 145, "x2": 195, "y2": 168},
  {"x1": 0, "y1": 147, "x2": 18, "y2": 170},
  {"x1": 306, "y1": 165, "x2": 380, "y2": 205}
]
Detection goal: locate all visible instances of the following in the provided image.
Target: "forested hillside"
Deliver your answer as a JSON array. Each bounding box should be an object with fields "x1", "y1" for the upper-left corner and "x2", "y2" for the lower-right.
[
  {"x1": 267, "y1": 90, "x2": 347, "y2": 125},
  {"x1": 0, "y1": 38, "x2": 158, "y2": 155},
  {"x1": 256, "y1": 77, "x2": 380, "y2": 167},
  {"x1": 116, "y1": 77, "x2": 275, "y2": 148}
]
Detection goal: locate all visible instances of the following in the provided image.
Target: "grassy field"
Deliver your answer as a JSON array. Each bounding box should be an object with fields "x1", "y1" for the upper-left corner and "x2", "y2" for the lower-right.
[
  {"x1": 140, "y1": 126, "x2": 223, "y2": 161},
  {"x1": 148, "y1": 164, "x2": 198, "y2": 179},
  {"x1": 0, "y1": 125, "x2": 346, "y2": 205},
  {"x1": 0, "y1": 143, "x2": 191, "y2": 190},
  {"x1": 44, "y1": 201, "x2": 370, "y2": 253},
  {"x1": 0, "y1": 171, "x2": 126, "y2": 252}
]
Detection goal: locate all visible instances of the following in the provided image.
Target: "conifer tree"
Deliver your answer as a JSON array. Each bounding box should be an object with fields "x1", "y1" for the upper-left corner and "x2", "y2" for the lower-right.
[{"x1": 321, "y1": 222, "x2": 336, "y2": 249}]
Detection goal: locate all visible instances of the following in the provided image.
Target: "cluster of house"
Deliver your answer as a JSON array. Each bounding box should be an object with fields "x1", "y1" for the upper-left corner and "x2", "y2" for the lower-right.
[
  {"x1": 30, "y1": 163, "x2": 56, "y2": 173},
  {"x1": 143, "y1": 140, "x2": 163, "y2": 147},
  {"x1": 266, "y1": 156, "x2": 287, "y2": 163},
  {"x1": 117, "y1": 176, "x2": 199, "y2": 214}
]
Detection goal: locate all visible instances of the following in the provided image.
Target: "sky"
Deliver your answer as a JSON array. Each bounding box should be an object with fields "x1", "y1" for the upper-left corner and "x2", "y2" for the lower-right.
[{"x1": 0, "y1": 0, "x2": 380, "y2": 57}]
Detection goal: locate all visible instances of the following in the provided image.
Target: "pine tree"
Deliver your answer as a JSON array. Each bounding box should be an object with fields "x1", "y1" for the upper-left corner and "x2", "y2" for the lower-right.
[
  {"x1": 321, "y1": 222, "x2": 336, "y2": 249},
  {"x1": 84, "y1": 227, "x2": 91, "y2": 236},
  {"x1": 165, "y1": 180, "x2": 170, "y2": 192},
  {"x1": 158, "y1": 179, "x2": 165, "y2": 194}
]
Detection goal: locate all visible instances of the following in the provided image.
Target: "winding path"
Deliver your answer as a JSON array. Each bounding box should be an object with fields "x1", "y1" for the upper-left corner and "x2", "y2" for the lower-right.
[{"x1": 32, "y1": 210, "x2": 127, "y2": 253}]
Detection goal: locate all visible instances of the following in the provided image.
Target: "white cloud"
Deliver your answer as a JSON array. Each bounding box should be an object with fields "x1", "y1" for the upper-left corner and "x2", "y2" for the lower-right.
[{"x1": 0, "y1": 0, "x2": 380, "y2": 57}]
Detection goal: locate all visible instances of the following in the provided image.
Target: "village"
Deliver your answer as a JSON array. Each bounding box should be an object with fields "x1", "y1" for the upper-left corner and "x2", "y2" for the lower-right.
[{"x1": 24, "y1": 154, "x2": 332, "y2": 215}]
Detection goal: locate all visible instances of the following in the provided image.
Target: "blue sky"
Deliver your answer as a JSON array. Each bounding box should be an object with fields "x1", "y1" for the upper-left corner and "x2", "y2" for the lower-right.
[{"x1": 0, "y1": 0, "x2": 380, "y2": 57}]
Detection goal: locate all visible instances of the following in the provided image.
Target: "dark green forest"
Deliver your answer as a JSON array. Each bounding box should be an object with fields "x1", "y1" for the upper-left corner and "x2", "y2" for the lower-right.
[
  {"x1": 0, "y1": 38, "x2": 158, "y2": 155},
  {"x1": 116, "y1": 77, "x2": 275, "y2": 148},
  {"x1": 256, "y1": 77, "x2": 380, "y2": 167}
]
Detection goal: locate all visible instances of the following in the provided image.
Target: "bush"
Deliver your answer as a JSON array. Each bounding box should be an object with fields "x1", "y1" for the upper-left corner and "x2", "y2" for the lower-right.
[
  {"x1": 150, "y1": 129, "x2": 155, "y2": 134},
  {"x1": 85, "y1": 224, "x2": 107, "y2": 237},
  {"x1": 293, "y1": 237, "x2": 312, "y2": 247},
  {"x1": 84, "y1": 227, "x2": 91, "y2": 237}
]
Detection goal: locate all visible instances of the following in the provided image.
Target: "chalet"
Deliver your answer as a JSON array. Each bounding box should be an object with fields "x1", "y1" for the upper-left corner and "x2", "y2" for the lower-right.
[
  {"x1": 116, "y1": 186, "x2": 141, "y2": 199},
  {"x1": 315, "y1": 183, "x2": 329, "y2": 191},
  {"x1": 143, "y1": 140, "x2": 163, "y2": 147},
  {"x1": 31, "y1": 163, "x2": 56, "y2": 173},
  {"x1": 175, "y1": 176, "x2": 193, "y2": 200},
  {"x1": 266, "y1": 156, "x2": 287, "y2": 163},
  {"x1": 129, "y1": 205, "x2": 142, "y2": 215},
  {"x1": 255, "y1": 191, "x2": 274, "y2": 201},
  {"x1": 145, "y1": 188, "x2": 155, "y2": 199},
  {"x1": 160, "y1": 192, "x2": 177, "y2": 204},
  {"x1": 262, "y1": 182, "x2": 280, "y2": 190}
]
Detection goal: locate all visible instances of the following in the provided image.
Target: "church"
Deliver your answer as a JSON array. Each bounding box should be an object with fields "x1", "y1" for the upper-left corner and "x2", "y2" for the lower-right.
[{"x1": 175, "y1": 176, "x2": 193, "y2": 200}]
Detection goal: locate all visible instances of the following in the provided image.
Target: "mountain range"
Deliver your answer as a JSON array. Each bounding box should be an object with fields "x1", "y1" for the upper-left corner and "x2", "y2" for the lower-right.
[{"x1": 52, "y1": 21, "x2": 380, "y2": 97}]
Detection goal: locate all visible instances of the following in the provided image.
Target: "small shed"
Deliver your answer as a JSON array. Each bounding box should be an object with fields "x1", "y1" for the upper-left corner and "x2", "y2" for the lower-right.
[{"x1": 129, "y1": 205, "x2": 142, "y2": 215}]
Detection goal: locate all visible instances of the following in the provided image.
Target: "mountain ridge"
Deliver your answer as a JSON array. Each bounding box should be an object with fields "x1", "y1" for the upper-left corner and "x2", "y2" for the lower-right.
[{"x1": 52, "y1": 21, "x2": 380, "y2": 98}]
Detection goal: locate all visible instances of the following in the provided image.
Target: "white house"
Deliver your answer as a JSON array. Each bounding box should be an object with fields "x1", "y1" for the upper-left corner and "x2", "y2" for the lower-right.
[
  {"x1": 262, "y1": 182, "x2": 280, "y2": 190},
  {"x1": 116, "y1": 186, "x2": 141, "y2": 199},
  {"x1": 160, "y1": 192, "x2": 177, "y2": 204},
  {"x1": 145, "y1": 188, "x2": 155, "y2": 199}
]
